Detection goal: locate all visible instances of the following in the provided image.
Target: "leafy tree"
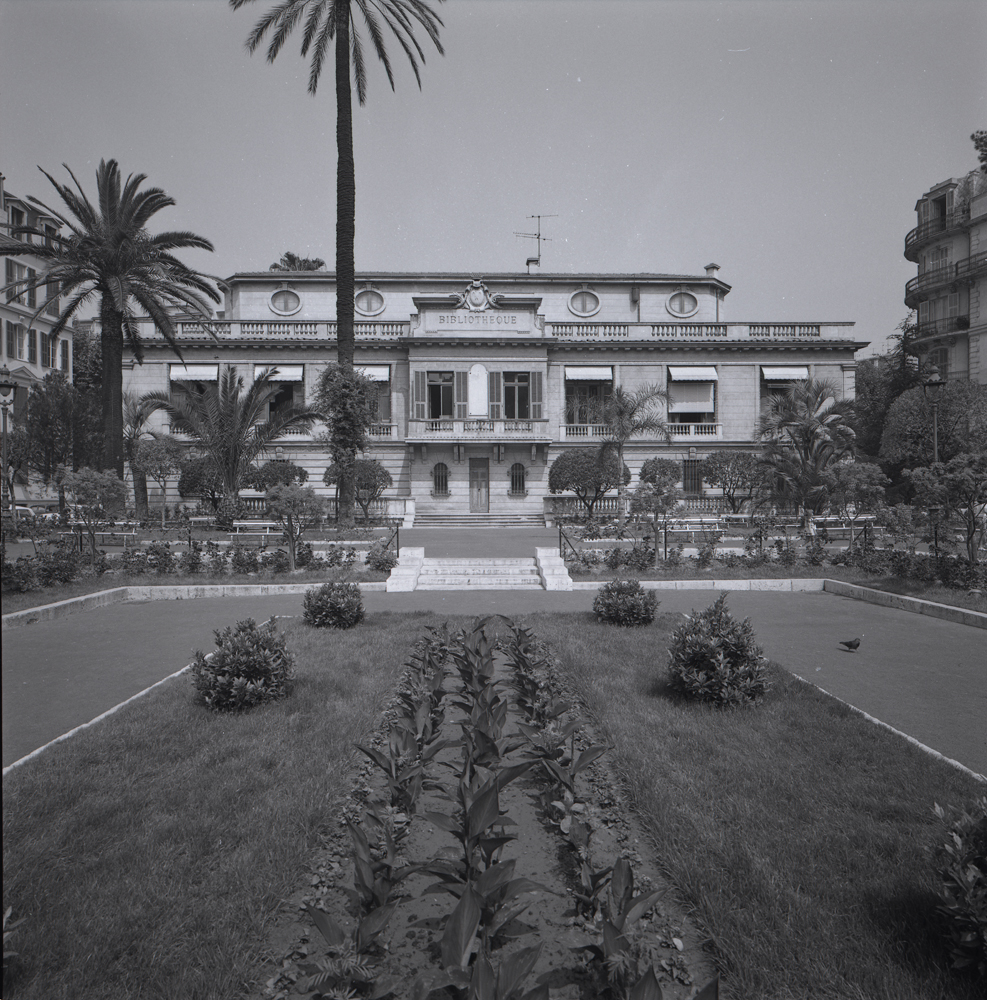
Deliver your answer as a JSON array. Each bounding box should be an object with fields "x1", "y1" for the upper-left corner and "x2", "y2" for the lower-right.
[
  {"x1": 133, "y1": 436, "x2": 186, "y2": 527},
  {"x1": 177, "y1": 456, "x2": 224, "y2": 510},
  {"x1": 759, "y1": 379, "x2": 855, "y2": 527},
  {"x1": 61, "y1": 467, "x2": 128, "y2": 557},
  {"x1": 548, "y1": 448, "x2": 630, "y2": 518},
  {"x1": 906, "y1": 454, "x2": 987, "y2": 564},
  {"x1": 0, "y1": 160, "x2": 220, "y2": 477},
  {"x1": 232, "y1": 0, "x2": 445, "y2": 521},
  {"x1": 142, "y1": 365, "x2": 319, "y2": 501},
  {"x1": 879, "y1": 381, "x2": 987, "y2": 468},
  {"x1": 973, "y1": 130, "x2": 987, "y2": 174},
  {"x1": 268, "y1": 252, "x2": 325, "y2": 271},
  {"x1": 824, "y1": 461, "x2": 890, "y2": 551},
  {"x1": 630, "y1": 458, "x2": 683, "y2": 565},
  {"x1": 698, "y1": 451, "x2": 768, "y2": 514},
  {"x1": 598, "y1": 384, "x2": 668, "y2": 525},
  {"x1": 313, "y1": 362, "x2": 378, "y2": 523},
  {"x1": 122, "y1": 391, "x2": 156, "y2": 519},
  {"x1": 264, "y1": 484, "x2": 326, "y2": 569},
  {"x1": 324, "y1": 457, "x2": 391, "y2": 522},
  {"x1": 249, "y1": 460, "x2": 309, "y2": 490}
]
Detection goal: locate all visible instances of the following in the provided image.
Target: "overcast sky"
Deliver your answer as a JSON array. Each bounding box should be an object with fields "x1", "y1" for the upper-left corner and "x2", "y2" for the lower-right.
[{"x1": 2, "y1": 0, "x2": 984, "y2": 356}]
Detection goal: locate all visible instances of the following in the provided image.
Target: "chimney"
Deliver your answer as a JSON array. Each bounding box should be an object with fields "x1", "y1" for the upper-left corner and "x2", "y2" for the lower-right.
[{"x1": 704, "y1": 263, "x2": 720, "y2": 277}]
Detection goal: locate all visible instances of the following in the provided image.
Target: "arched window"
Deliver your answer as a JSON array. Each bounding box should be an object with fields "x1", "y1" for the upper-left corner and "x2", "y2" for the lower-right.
[
  {"x1": 432, "y1": 463, "x2": 449, "y2": 496},
  {"x1": 509, "y1": 463, "x2": 526, "y2": 495}
]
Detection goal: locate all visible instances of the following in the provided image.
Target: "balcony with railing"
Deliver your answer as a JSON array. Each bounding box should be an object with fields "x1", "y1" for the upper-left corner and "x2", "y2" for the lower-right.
[
  {"x1": 904, "y1": 208, "x2": 969, "y2": 261},
  {"x1": 667, "y1": 422, "x2": 722, "y2": 439},
  {"x1": 547, "y1": 321, "x2": 848, "y2": 341},
  {"x1": 142, "y1": 320, "x2": 411, "y2": 342},
  {"x1": 913, "y1": 315, "x2": 972, "y2": 342},
  {"x1": 406, "y1": 418, "x2": 551, "y2": 442},
  {"x1": 905, "y1": 251, "x2": 987, "y2": 307}
]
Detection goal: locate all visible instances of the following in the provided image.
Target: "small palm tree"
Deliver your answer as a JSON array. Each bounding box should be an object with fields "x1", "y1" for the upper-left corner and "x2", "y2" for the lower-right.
[
  {"x1": 598, "y1": 384, "x2": 670, "y2": 526},
  {"x1": 141, "y1": 366, "x2": 320, "y2": 501},
  {"x1": 758, "y1": 378, "x2": 856, "y2": 527},
  {"x1": 0, "y1": 160, "x2": 220, "y2": 477},
  {"x1": 230, "y1": 0, "x2": 445, "y2": 523},
  {"x1": 122, "y1": 391, "x2": 155, "y2": 519}
]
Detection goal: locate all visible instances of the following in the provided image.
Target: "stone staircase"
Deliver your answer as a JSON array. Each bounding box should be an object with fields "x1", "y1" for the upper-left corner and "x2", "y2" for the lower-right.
[
  {"x1": 411, "y1": 513, "x2": 546, "y2": 529},
  {"x1": 416, "y1": 557, "x2": 544, "y2": 590}
]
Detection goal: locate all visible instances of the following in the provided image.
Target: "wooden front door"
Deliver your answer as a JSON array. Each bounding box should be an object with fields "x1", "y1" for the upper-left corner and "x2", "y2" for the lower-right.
[{"x1": 469, "y1": 458, "x2": 489, "y2": 513}]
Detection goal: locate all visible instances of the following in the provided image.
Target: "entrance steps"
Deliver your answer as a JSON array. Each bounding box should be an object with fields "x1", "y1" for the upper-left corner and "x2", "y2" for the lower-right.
[
  {"x1": 416, "y1": 557, "x2": 544, "y2": 590},
  {"x1": 412, "y1": 513, "x2": 546, "y2": 529}
]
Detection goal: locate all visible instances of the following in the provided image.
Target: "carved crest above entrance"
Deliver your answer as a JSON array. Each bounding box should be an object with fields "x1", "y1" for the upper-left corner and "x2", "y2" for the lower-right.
[{"x1": 448, "y1": 279, "x2": 503, "y2": 312}]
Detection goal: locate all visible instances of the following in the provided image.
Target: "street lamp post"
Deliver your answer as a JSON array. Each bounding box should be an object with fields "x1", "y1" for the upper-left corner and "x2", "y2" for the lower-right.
[
  {"x1": 922, "y1": 367, "x2": 945, "y2": 465},
  {"x1": 0, "y1": 364, "x2": 18, "y2": 540}
]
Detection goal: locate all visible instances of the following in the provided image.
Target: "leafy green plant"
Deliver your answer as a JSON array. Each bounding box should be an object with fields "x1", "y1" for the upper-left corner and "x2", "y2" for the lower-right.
[
  {"x1": 666, "y1": 595, "x2": 767, "y2": 705},
  {"x1": 179, "y1": 540, "x2": 203, "y2": 574},
  {"x1": 304, "y1": 582, "x2": 365, "y2": 629},
  {"x1": 230, "y1": 542, "x2": 260, "y2": 574},
  {"x1": 933, "y1": 796, "x2": 987, "y2": 977},
  {"x1": 261, "y1": 547, "x2": 291, "y2": 574},
  {"x1": 366, "y1": 542, "x2": 398, "y2": 573},
  {"x1": 593, "y1": 579, "x2": 659, "y2": 626},
  {"x1": 145, "y1": 540, "x2": 175, "y2": 574},
  {"x1": 190, "y1": 617, "x2": 294, "y2": 712}
]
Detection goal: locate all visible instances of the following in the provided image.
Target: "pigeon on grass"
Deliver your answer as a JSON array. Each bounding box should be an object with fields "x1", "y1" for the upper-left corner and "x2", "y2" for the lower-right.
[{"x1": 839, "y1": 636, "x2": 863, "y2": 652}]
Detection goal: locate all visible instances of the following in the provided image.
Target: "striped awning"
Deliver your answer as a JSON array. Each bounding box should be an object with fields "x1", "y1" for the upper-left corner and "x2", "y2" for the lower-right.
[
  {"x1": 254, "y1": 364, "x2": 304, "y2": 381},
  {"x1": 357, "y1": 365, "x2": 390, "y2": 382},
  {"x1": 761, "y1": 366, "x2": 808, "y2": 381},
  {"x1": 668, "y1": 381, "x2": 715, "y2": 412},
  {"x1": 667, "y1": 366, "x2": 718, "y2": 381},
  {"x1": 564, "y1": 365, "x2": 613, "y2": 380},
  {"x1": 170, "y1": 364, "x2": 218, "y2": 381}
]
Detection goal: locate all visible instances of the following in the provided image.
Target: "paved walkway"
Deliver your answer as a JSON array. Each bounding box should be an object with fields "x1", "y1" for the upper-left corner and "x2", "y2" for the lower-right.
[
  {"x1": 3, "y1": 531, "x2": 985, "y2": 775},
  {"x1": 4, "y1": 583, "x2": 985, "y2": 776}
]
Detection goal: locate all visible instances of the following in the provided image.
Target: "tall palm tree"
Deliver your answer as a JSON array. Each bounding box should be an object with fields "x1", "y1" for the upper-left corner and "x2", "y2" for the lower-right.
[
  {"x1": 758, "y1": 378, "x2": 856, "y2": 527},
  {"x1": 141, "y1": 366, "x2": 320, "y2": 500},
  {"x1": 598, "y1": 384, "x2": 670, "y2": 526},
  {"x1": 230, "y1": 0, "x2": 445, "y2": 521},
  {"x1": 122, "y1": 391, "x2": 155, "y2": 519},
  {"x1": 0, "y1": 160, "x2": 220, "y2": 477}
]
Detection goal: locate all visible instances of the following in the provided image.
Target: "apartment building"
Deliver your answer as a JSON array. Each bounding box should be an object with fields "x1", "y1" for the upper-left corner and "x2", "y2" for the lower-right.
[{"x1": 904, "y1": 167, "x2": 987, "y2": 383}]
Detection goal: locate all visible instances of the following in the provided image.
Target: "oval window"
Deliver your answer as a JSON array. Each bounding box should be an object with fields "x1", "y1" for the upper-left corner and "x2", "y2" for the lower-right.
[
  {"x1": 355, "y1": 289, "x2": 385, "y2": 316},
  {"x1": 568, "y1": 289, "x2": 601, "y2": 317},
  {"x1": 667, "y1": 292, "x2": 698, "y2": 317},
  {"x1": 270, "y1": 289, "x2": 301, "y2": 315}
]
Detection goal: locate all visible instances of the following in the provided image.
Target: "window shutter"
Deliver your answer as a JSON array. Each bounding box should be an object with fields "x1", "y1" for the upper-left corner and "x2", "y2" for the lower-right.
[
  {"x1": 28, "y1": 329, "x2": 37, "y2": 364},
  {"x1": 488, "y1": 371, "x2": 502, "y2": 419},
  {"x1": 5, "y1": 322, "x2": 14, "y2": 358},
  {"x1": 27, "y1": 269, "x2": 36, "y2": 308},
  {"x1": 948, "y1": 293, "x2": 959, "y2": 318},
  {"x1": 454, "y1": 371, "x2": 468, "y2": 418},
  {"x1": 41, "y1": 333, "x2": 51, "y2": 368},
  {"x1": 946, "y1": 190, "x2": 954, "y2": 213},
  {"x1": 60, "y1": 339, "x2": 69, "y2": 371},
  {"x1": 530, "y1": 371, "x2": 543, "y2": 419},
  {"x1": 4, "y1": 260, "x2": 13, "y2": 302},
  {"x1": 413, "y1": 371, "x2": 426, "y2": 420},
  {"x1": 918, "y1": 301, "x2": 929, "y2": 324}
]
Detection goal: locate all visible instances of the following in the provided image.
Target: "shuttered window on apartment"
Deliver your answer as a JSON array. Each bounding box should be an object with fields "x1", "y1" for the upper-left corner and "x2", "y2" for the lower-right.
[
  {"x1": 530, "y1": 371, "x2": 543, "y2": 419},
  {"x1": 60, "y1": 339, "x2": 69, "y2": 371},
  {"x1": 488, "y1": 371, "x2": 502, "y2": 418},
  {"x1": 27, "y1": 269, "x2": 36, "y2": 308},
  {"x1": 455, "y1": 371, "x2": 469, "y2": 419},
  {"x1": 413, "y1": 371, "x2": 427, "y2": 419},
  {"x1": 28, "y1": 329, "x2": 37, "y2": 364},
  {"x1": 41, "y1": 332, "x2": 52, "y2": 368}
]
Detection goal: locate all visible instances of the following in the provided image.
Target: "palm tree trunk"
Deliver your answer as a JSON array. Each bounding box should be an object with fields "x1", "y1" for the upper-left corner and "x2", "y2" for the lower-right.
[
  {"x1": 100, "y1": 297, "x2": 125, "y2": 480},
  {"x1": 132, "y1": 468, "x2": 150, "y2": 520},
  {"x1": 335, "y1": 3, "x2": 357, "y2": 526}
]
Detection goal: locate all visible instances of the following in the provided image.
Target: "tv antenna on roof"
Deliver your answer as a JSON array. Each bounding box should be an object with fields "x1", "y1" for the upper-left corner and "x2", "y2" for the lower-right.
[{"x1": 514, "y1": 214, "x2": 557, "y2": 273}]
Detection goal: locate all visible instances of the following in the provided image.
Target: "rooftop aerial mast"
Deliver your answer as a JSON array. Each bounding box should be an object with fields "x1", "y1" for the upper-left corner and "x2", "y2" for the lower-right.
[{"x1": 514, "y1": 214, "x2": 557, "y2": 273}]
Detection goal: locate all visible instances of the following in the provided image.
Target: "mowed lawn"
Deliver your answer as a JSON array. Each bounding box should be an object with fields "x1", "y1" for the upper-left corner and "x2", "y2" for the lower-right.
[
  {"x1": 3, "y1": 609, "x2": 984, "y2": 1000},
  {"x1": 529, "y1": 611, "x2": 985, "y2": 1000},
  {"x1": 2, "y1": 612, "x2": 430, "y2": 1000}
]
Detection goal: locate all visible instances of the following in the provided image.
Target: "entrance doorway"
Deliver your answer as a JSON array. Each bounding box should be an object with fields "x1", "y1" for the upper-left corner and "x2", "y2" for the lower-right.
[{"x1": 469, "y1": 458, "x2": 489, "y2": 512}]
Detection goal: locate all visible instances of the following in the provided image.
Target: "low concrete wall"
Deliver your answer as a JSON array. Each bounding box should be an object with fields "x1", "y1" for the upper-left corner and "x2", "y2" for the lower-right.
[
  {"x1": 822, "y1": 579, "x2": 987, "y2": 629},
  {"x1": 2, "y1": 582, "x2": 386, "y2": 630},
  {"x1": 570, "y1": 579, "x2": 826, "y2": 592}
]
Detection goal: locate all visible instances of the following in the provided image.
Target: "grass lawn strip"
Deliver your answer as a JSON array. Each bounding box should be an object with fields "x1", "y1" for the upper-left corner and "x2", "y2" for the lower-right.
[
  {"x1": 1, "y1": 613, "x2": 423, "y2": 1000},
  {"x1": 530, "y1": 611, "x2": 985, "y2": 1000}
]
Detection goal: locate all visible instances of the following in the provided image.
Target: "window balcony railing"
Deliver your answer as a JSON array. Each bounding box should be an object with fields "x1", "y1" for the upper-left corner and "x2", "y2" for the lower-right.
[
  {"x1": 164, "y1": 320, "x2": 411, "y2": 340},
  {"x1": 914, "y1": 316, "x2": 971, "y2": 340},
  {"x1": 407, "y1": 418, "x2": 548, "y2": 440},
  {"x1": 368, "y1": 423, "x2": 396, "y2": 438},
  {"x1": 905, "y1": 251, "x2": 987, "y2": 306},
  {"x1": 904, "y1": 209, "x2": 969, "y2": 260},
  {"x1": 563, "y1": 423, "x2": 608, "y2": 439},
  {"x1": 667, "y1": 422, "x2": 722, "y2": 438}
]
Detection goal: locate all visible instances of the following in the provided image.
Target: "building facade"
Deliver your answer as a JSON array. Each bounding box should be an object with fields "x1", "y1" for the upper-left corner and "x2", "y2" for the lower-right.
[
  {"x1": 1, "y1": 173, "x2": 74, "y2": 419},
  {"x1": 904, "y1": 167, "x2": 987, "y2": 384},
  {"x1": 123, "y1": 267, "x2": 865, "y2": 520}
]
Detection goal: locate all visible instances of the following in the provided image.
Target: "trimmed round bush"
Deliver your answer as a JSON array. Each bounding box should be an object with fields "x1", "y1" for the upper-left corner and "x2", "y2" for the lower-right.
[
  {"x1": 365, "y1": 542, "x2": 398, "y2": 573},
  {"x1": 593, "y1": 578, "x2": 659, "y2": 626},
  {"x1": 303, "y1": 581, "x2": 364, "y2": 629},
  {"x1": 667, "y1": 594, "x2": 767, "y2": 705},
  {"x1": 191, "y1": 617, "x2": 294, "y2": 712}
]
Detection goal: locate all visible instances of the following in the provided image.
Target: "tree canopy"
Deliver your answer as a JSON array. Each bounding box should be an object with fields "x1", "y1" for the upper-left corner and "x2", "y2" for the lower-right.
[
  {"x1": 324, "y1": 457, "x2": 392, "y2": 521},
  {"x1": 548, "y1": 448, "x2": 630, "y2": 517},
  {"x1": 698, "y1": 450, "x2": 767, "y2": 513},
  {"x1": 906, "y1": 453, "x2": 987, "y2": 564},
  {"x1": 0, "y1": 159, "x2": 220, "y2": 476},
  {"x1": 268, "y1": 252, "x2": 325, "y2": 271},
  {"x1": 879, "y1": 381, "x2": 987, "y2": 468}
]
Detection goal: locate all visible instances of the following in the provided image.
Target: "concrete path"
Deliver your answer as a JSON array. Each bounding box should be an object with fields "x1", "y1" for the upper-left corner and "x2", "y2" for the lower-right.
[{"x1": 3, "y1": 585, "x2": 985, "y2": 777}]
